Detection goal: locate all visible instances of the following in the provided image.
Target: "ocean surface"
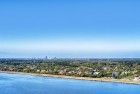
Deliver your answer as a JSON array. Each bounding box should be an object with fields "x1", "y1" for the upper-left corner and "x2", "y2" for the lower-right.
[{"x1": 0, "y1": 73, "x2": 140, "y2": 94}]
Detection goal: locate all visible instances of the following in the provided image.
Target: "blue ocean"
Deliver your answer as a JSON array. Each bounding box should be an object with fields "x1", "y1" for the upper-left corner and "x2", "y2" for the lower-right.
[{"x1": 0, "y1": 73, "x2": 140, "y2": 94}]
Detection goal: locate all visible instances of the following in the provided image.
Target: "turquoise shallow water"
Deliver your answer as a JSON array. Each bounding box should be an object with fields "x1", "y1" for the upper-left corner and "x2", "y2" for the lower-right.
[{"x1": 0, "y1": 73, "x2": 140, "y2": 94}]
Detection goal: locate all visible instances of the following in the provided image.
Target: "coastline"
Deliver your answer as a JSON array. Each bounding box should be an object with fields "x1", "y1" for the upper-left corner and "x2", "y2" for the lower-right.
[{"x1": 0, "y1": 71, "x2": 140, "y2": 85}]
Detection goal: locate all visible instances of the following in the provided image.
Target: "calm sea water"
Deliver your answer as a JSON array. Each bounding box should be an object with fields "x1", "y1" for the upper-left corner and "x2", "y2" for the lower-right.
[{"x1": 0, "y1": 73, "x2": 140, "y2": 94}]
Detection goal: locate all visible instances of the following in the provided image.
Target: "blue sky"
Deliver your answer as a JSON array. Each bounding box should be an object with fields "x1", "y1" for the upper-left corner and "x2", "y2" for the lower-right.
[{"x1": 0, "y1": 0, "x2": 140, "y2": 58}]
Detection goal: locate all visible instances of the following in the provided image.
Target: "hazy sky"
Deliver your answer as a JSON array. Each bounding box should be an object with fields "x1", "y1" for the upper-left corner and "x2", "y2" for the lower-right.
[{"x1": 0, "y1": 0, "x2": 140, "y2": 58}]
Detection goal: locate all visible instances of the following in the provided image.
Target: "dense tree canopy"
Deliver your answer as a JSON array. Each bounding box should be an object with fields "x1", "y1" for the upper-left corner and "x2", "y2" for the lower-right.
[{"x1": 0, "y1": 58, "x2": 140, "y2": 79}]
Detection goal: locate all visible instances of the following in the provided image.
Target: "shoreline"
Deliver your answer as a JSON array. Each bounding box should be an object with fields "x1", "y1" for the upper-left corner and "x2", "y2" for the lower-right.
[{"x1": 0, "y1": 71, "x2": 140, "y2": 85}]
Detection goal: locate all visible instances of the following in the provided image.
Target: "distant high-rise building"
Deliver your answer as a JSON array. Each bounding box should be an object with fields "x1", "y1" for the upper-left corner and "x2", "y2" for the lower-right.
[{"x1": 45, "y1": 56, "x2": 48, "y2": 60}]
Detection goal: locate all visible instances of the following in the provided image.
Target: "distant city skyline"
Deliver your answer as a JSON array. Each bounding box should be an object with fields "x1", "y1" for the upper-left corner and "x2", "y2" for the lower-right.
[{"x1": 0, "y1": 0, "x2": 140, "y2": 58}]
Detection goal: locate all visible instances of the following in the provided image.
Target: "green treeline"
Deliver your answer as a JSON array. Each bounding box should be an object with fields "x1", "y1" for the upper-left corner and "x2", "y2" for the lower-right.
[{"x1": 0, "y1": 58, "x2": 140, "y2": 79}]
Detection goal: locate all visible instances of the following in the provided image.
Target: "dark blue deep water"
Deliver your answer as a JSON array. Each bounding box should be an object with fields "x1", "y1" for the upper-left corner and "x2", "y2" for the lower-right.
[{"x1": 0, "y1": 73, "x2": 140, "y2": 94}]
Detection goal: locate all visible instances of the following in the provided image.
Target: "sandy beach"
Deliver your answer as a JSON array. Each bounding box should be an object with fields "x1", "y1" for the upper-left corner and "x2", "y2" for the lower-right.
[{"x1": 0, "y1": 71, "x2": 140, "y2": 85}]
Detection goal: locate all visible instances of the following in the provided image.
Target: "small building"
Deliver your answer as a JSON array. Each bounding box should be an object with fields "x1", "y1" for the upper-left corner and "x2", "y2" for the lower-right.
[
  {"x1": 112, "y1": 72, "x2": 120, "y2": 78},
  {"x1": 92, "y1": 70, "x2": 100, "y2": 77},
  {"x1": 133, "y1": 76, "x2": 140, "y2": 81},
  {"x1": 40, "y1": 70, "x2": 46, "y2": 74}
]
